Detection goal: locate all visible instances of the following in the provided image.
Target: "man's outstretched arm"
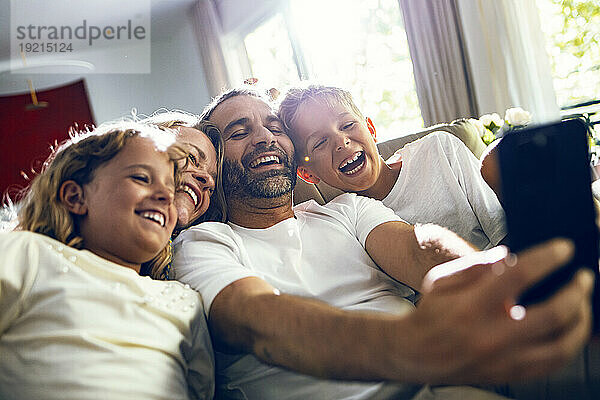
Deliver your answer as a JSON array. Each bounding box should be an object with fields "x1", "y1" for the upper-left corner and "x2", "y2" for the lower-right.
[{"x1": 209, "y1": 239, "x2": 593, "y2": 384}]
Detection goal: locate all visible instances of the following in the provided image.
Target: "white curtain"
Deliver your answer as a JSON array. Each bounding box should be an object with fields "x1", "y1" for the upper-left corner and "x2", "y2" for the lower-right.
[
  {"x1": 399, "y1": 0, "x2": 478, "y2": 126},
  {"x1": 456, "y1": 0, "x2": 560, "y2": 122},
  {"x1": 192, "y1": 0, "x2": 231, "y2": 97}
]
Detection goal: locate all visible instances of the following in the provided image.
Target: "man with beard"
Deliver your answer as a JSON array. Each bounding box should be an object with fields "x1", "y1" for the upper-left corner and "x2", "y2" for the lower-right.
[{"x1": 172, "y1": 88, "x2": 593, "y2": 400}]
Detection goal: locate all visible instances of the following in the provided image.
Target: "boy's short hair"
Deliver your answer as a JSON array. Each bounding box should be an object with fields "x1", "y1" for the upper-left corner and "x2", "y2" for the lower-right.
[{"x1": 278, "y1": 85, "x2": 365, "y2": 139}]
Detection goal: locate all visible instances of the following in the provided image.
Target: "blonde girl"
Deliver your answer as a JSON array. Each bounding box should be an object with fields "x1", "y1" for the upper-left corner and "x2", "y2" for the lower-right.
[{"x1": 0, "y1": 122, "x2": 214, "y2": 400}]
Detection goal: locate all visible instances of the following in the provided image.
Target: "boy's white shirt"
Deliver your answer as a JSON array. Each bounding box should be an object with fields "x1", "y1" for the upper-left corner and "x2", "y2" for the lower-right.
[
  {"x1": 0, "y1": 231, "x2": 214, "y2": 400},
  {"x1": 383, "y1": 131, "x2": 506, "y2": 250}
]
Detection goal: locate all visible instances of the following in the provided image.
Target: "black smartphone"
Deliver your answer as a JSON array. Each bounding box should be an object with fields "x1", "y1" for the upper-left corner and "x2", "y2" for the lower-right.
[{"x1": 497, "y1": 118, "x2": 600, "y2": 332}]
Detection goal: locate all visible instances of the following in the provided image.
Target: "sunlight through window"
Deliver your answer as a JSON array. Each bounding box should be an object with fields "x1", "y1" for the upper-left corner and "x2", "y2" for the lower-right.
[
  {"x1": 244, "y1": 14, "x2": 299, "y2": 90},
  {"x1": 536, "y1": 0, "x2": 600, "y2": 107},
  {"x1": 243, "y1": 0, "x2": 423, "y2": 141}
]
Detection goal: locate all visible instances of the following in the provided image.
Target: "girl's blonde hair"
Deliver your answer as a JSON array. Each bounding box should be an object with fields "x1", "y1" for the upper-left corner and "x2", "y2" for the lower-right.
[
  {"x1": 14, "y1": 121, "x2": 187, "y2": 279},
  {"x1": 140, "y1": 110, "x2": 227, "y2": 225}
]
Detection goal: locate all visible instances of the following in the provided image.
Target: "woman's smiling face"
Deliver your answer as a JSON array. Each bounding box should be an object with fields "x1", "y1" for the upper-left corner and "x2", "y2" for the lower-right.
[{"x1": 174, "y1": 127, "x2": 218, "y2": 229}]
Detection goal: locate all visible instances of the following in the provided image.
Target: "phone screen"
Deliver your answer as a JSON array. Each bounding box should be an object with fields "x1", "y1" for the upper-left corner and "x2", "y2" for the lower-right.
[{"x1": 497, "y1": 118, "x2": 600, "y2": 332}]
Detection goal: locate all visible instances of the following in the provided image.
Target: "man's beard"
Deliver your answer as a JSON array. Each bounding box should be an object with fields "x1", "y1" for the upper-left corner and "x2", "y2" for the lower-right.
[{"x1": 223, "y1": 145, "x2": 297, "y2": 199}]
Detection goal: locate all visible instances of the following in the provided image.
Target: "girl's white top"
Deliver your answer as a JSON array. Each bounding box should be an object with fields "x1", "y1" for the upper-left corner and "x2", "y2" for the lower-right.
[{"x1": 0, "y1": 231, "x2": 214, "y2": 400}]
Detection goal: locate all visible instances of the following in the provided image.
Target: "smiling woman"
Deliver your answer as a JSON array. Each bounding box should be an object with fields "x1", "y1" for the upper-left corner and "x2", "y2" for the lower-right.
[
  {"x1": 140, "y1": 110, "x2": 227, "y2": 230},
  {"x1": 174, "y1": 126, "x2": 218, "y2": 228}
]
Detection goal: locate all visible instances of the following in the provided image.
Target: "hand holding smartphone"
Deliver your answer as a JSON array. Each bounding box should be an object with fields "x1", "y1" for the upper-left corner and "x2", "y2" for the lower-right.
[{"x1": 497, "y1": 118, "x2": 600, "y2": 332}]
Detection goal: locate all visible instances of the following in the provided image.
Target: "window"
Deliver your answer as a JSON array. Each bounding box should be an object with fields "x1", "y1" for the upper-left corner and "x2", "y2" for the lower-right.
[
  {"x1": 244, "y1": 13, "x2": 299, "y2": 90},
  {"x1": 242, "y1": 0, "x2": 422, "y2": 141},
  {"x1": 536, "y1": 0, "x2": 600, "y2": 108}
]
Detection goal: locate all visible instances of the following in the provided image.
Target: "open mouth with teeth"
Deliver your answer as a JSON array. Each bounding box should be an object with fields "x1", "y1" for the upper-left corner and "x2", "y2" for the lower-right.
[
  {"x1": 249, "y1": 155, "x2": 281, "y2": 169},
  {"x1": 339, "y1": 151, "x2": 366, "y2": 175},
  {"x1": 137, "y1": 210, "x2": 166, "y2": 227},
  {"x1": 181, "y1": 184, "x2": 199, "y2": 207}
]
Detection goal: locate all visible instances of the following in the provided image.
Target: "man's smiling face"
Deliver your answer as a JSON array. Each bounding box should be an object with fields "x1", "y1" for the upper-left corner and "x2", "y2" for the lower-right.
[{"x1": 209, "y1": 95, "x2": 297, "y2": 199}]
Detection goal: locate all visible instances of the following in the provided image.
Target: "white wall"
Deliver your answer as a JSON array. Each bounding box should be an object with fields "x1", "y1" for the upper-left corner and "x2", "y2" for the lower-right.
[{"x1": 0, "y1": 0, "x2": 212, "y2": 123}]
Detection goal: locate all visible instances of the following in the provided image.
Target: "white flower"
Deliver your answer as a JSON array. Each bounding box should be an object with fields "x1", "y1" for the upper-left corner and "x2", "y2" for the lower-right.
[
  {"x1": 468, "y1": 118, "x2": 486, "y2": 138},
  {"x1": 479, "y1": 113, "x2": 504, "y2": 130},
  {"x1": 505, "y1": 107, "x2": 532, "y2": 126}
]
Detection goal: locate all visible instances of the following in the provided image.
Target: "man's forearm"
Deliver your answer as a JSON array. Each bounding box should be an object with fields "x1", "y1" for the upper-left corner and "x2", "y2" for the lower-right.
[
  {"x1": 209, "y1": 277, "x2": 419, "y2": 382},
  {"x1": 366, "y1": 222, "x2": 476, "y2": 290}
]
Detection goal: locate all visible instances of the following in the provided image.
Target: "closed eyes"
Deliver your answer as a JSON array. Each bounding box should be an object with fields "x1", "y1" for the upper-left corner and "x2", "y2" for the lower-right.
[
  {"x1": 228, "y1": 130, "x2": 249, "y2": 140},
  {"x1": 313, "y1": 138, "x2": 326, "y2": 151},
  {"x1": 341, "y1": 121, "x2": 356, "y2": 130},
  {"x1": 269, "y1": 125, "x2": 284, "y2": 134},
  {"x1": 188, "y1": 153, "x2": 198, "y2": 167},
  {"x1": 131, "y1": 174, "x2": 150, "y2": 183}
]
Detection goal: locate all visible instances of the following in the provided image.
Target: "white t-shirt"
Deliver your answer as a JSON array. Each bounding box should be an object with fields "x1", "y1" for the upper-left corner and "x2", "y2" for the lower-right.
[
  {"x1": 173, "y1": 193, "x2": 420, "y2": 400},
  {"x1": 384, "y1": 132, "x2": 506, "y2": 250},
  {"x1": 0, "y1": 231, "x2": 214, "y2": 400}
]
